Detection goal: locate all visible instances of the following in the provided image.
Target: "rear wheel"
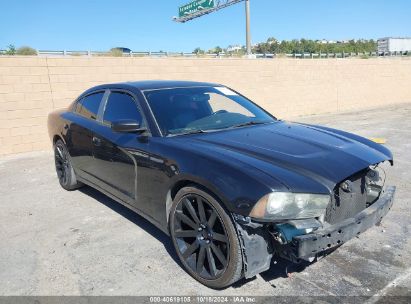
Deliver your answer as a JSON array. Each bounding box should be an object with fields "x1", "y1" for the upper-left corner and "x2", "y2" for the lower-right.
[
  {"x1": 54, "y1": 139, "x2": 83, "y2": 191},
  {"x1": 169, "y1": 186, "x2": 243, "y2": 288}
]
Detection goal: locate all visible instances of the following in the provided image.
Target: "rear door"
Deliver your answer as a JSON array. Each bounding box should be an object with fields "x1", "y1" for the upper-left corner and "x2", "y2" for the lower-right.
[
  {"x1": 90, "y1": 91, "x2": 145, "y2": 205},
  {"x1": 66, "y1": 91, "x2": 106, "y2": 178}
]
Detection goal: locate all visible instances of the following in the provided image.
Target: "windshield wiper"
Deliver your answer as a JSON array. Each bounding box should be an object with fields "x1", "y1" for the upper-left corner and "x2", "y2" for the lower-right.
[
  {"x1": 170, "y1": 121, "x2": 270, "y2": 136},
  {"x1": 184, "y1": 129, "x2": 208, "y2": 135},
  {"x1": 169, "y1": 129, "x2": 208, "y2": 136},
  {"x1": 231, "y1": 121, "x2": 268, "y2": 129}
]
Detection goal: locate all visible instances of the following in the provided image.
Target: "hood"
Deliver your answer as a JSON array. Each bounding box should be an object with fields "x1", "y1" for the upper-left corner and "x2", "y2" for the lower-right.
[{"x1": 184, "y1": 121, "x2": 393, "y2": 192}]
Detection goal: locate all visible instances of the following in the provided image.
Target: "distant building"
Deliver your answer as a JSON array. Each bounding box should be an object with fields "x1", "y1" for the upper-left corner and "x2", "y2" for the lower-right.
[
  {"x1": 267, "y1": 39, "x2": 278, "y2": 45},
  {"x1": 378, "y1": 38, "x2": 411, "y2": 53},
  {"x1": 226, "y1": 45, "x2": 243, "y2": 52},
  {"x1": 315, "y1": 39, "x2": 337, "y2": 44}
]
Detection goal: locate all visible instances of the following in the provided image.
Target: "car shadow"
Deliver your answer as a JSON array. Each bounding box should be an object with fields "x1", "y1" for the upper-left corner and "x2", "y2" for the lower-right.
[
  {"x1": 78, "y1": 186, "x2": 183, "y2": 269},
  {"x1": 233, "y1": 247, "x2": 340, "y2": 288},
  {"x1": 232, "y1": 257, "x2": 311, "y2": 288},
  {"x1": 78, "y1": 185, "x2": 313, "y2": 290}
]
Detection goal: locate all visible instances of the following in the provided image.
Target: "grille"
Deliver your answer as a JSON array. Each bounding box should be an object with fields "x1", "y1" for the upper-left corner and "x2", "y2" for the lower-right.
[{"x1": 325, "y1": 169, "x2": 369, "y2": 225}]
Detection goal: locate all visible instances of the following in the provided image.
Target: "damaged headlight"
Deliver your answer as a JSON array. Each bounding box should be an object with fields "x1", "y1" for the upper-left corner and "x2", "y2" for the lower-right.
[{"x1": 249, "y1": 192, "x2": 330, "y2": 220}]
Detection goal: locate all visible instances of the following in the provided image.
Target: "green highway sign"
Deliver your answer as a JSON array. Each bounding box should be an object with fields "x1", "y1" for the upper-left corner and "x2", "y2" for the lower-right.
[{"x1": 179, "y1": 0, "x2": 215, "y2": 17}]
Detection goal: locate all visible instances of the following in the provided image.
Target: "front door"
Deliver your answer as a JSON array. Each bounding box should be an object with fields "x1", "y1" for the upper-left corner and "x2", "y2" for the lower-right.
[{"x1": 90, "y1": 91, "x2": 145, "y2": 205}]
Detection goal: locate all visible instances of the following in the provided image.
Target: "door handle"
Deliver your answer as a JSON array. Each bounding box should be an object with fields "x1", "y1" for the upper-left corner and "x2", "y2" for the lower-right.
[{"x1": 92, "y1": 136, "x2": 102, "y2": 146}]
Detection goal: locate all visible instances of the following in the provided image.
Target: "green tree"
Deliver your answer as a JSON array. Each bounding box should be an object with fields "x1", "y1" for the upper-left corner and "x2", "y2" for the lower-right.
[
  {"x1": 193, "y1": 47, "x2": 205, "y2": 55},
  {"x1": 208, "y1": 46, "x2": 223, "y2": 54},
  {"x1": 251, "y1": 37, "x2": 377, "y2": 55},
  {"x1": 214, "y1": 46, "x2": 223, "y2": 54},
  {"x1": 253, "y1": 42, "x2": 269, "y2": 54},
  {"x1": 267, "y1": 37, "x2": 278, "y2": 44},
  {"x1": 5, "y1": 44, "x2": 16, "y2": 55},
  {"x1": 16, "y1": 46, "x2": 37, "y2": 55},
  {"x1": 109, "y1": 48, "x2": 123, "y2": 57}
]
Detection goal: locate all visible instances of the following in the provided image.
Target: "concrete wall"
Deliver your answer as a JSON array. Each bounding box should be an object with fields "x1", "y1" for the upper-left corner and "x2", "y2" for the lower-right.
[{"x1": 0, "y1": 56, "x2": 410, "y2": 156}]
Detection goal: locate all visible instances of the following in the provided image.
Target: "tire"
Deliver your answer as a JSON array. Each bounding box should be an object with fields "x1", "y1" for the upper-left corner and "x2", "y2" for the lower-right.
[
  {"x1": 54, "y1": 139, "x2": 83, "y2": 191},
  {"x1": 169, "y1": 186, "x2": 243, "y2": 288}
]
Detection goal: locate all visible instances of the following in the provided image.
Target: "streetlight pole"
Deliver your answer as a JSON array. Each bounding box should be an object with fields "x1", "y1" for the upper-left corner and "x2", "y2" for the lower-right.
[{"x1": 245, "y1": 0, "x2": 251, "y2": 56}]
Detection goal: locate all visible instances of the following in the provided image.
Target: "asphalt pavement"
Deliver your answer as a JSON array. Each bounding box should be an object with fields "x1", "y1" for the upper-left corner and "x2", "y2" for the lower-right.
[{"x1": 0, "y1": 104, "x2": 410, "y2": 301}]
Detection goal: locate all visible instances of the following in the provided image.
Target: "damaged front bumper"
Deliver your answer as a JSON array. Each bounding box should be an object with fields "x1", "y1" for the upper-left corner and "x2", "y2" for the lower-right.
[
  {"x1": 291, "y1": 186, "x2": 396, "y2": 260},
  {"x1": 233, "y1": 186, "x2": 396, "y2": 279}
]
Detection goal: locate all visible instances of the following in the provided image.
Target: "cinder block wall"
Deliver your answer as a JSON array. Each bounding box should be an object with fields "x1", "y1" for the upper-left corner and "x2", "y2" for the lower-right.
[{"x1": 0, "y1": 56, "x2": 411, "y2": 156}]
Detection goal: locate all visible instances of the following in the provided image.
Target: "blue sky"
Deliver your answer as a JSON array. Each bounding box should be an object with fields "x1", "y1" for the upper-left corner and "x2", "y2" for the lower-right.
[{"x1": 1, "y1": 0, "x2": 410, "y2": 52}]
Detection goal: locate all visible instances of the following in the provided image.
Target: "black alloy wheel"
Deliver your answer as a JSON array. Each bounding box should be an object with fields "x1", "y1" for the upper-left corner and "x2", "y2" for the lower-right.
[
  {"x1": 54, "y1": 140, "x2": 82, "y2": 190},
  {"x1": 170, "y1": 187, "x2": 243, "y2": 288}
]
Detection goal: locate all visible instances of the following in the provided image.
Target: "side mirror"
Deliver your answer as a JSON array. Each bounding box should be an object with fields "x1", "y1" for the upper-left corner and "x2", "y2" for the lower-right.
[{"x1": 111, "y1": 119, "x2": 146, "y2": 133}]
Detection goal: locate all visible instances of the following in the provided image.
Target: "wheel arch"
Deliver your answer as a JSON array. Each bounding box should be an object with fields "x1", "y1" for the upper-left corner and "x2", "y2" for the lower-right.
[
  {"x1": 166, "y1": 176, "x2": 231, "y2": 226},
  {"x1": 53, "y1": 134, "x2": 65, "y2": 145}
]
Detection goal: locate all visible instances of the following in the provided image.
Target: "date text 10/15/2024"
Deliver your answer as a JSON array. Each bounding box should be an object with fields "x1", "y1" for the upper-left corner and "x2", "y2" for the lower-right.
[{"x1": 149, "y1": 296, "x2": 256, "y2": 303}]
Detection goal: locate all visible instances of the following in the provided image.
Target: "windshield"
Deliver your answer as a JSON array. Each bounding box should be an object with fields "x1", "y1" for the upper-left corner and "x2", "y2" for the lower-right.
[{"x1": 144, "y1": 86, "x2": 276, "y2": 136}]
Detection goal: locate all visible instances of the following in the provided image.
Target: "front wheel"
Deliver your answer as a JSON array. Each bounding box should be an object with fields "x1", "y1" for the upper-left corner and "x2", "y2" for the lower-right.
[
  {"x1": 54, "y1": 139, "x2": 83, "y2": 191},
  {"x1": 169, "y1": 186, "x2": 243, "y2": 288}
]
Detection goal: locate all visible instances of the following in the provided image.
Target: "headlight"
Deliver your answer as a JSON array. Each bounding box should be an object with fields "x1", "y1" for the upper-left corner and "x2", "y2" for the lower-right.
[{"x1": 249, "y1": 192, "x2": 330, "y2": 220}]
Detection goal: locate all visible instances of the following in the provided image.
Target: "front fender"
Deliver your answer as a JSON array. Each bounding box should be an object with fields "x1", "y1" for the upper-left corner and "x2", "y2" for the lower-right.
[{"x1": 166, "y1": 153, "x2": 286, "y2": 217}]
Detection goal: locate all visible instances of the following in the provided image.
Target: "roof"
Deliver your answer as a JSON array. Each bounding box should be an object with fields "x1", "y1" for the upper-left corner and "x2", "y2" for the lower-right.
[
  {"x1": 378, "y1": 37, "x2": 411, "y2": 40},
  {"x1": 127, "y1": 80, "x2": 221, "y2": 90},
  {"x1": 80, "y1": 80, "x2": 223, "y2": 98},
  {"x1": 88, "y1": 80, "x2": 222, "y2": 93}
]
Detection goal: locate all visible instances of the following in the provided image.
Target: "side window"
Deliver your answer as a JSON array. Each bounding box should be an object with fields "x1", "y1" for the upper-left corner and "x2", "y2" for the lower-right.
[
  {"x1": 77, "y1": 92, "x2": 104, "y2": 120},
  {"x1": 103, "y1": 92, "x2": 143, "y2": 124}
]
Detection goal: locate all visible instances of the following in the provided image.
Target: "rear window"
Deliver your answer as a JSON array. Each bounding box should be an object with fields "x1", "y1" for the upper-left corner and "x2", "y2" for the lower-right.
[{"x1": 76, "y1": 92, "x2": 104, "y2": 120}]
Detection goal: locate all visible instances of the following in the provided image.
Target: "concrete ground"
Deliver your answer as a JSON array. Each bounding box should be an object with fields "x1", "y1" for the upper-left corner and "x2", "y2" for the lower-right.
[{"x1": 0, "y1": 104, "x2": 410, "y2": 300}]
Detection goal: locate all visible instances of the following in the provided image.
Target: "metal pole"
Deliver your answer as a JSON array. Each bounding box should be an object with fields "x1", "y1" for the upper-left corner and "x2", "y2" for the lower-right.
[{"x1": 245, "y1": 0, "x2": 251, "y2": 55}]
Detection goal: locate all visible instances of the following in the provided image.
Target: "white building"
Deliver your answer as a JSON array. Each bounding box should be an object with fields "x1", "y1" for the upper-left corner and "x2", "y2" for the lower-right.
[
  {"x1": 316, "y1": 39, "x2": 337, "y2": 44},
  {"x1": 378, "y1": 37, "x2": 411, "y2": 53},
  {"x1": 226, "y1": 45, "x2": 243, "y2": 52}
]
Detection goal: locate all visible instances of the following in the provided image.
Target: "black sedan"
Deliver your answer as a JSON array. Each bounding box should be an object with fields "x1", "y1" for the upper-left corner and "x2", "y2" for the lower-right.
[{"x1": 48, "y1": 81, "x2": 395, "y2": 288}]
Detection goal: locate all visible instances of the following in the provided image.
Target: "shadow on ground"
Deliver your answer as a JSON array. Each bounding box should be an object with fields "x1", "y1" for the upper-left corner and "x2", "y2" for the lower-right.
[
  {"x1": 79, "y1": 186, "x2": 182, "y2": 269},
  {"x1": 80, "y1": 185, "x2": 313, "y2": 289}
]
